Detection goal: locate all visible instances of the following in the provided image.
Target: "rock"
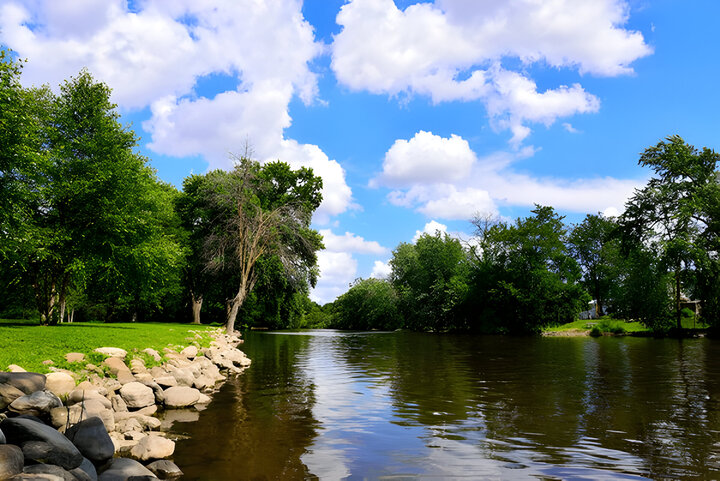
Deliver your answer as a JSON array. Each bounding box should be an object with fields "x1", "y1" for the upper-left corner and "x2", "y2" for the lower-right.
[
  {"x1": 67, "y1": 390, "x2": 111, "y2": 410},
  {"x1": 142, "y1": 349, "x2": 162, "y2": 363},
  {"x1": 141, "y1": 382, "x2": 164, "y2": 405},
  {"x1": 129, "y1": 435, "x2": 175, "y2": 461},
  {"x1": 102, "y1": 358, "x2": 135, "y2": 385},
  {"x1": 0, "y1": 382, "x2": 26, "y2": 410},
  {"x1": 65, "y1": 353, "x2": 85, "y2": 363},
  {"x1": 0, "y1": 417, "x2": 83, "y2": 470},
  {"x1": 135, "y1": 416, "x2": 161, "y2": 431},
  {"x1": 6, "y1": 365, "x2": 26, "y2": 373},
  {"x1": 0, "y1": 372, "x2": 46, "y2": 394},
  {"x1": 102, "y1": 379, "x2": 121, "y2": 394},
  {"x1": 9, "y1": 390, "x2": 63, "y2": 416},
  {"x1": 45, "y1": 373, "x2": 76, "y2": 398},
  {"x1": 22, "y1": 464, "x2": 76, "y2": 481},
  {"x1": 110, "y1": 395, "x2": 128, "y2": 413},
  {"x1": 196, "y1": 393, "x2": 211, "y2": 405},
  {"x1": 148, "y1": 367, "x2": 167, "y2": 379},
  {"x1": 145, "y1": 460, "x2": 183, "y2": 479},
  {"x1": 65, "y1": 417, "x2": 114, "y2": 465},
  {"x1": 75, "y1": 382, "x2": 107, "y2": 397},
  {"x1": 70, "y1": 457, "x2": 98, "y2": 481},
  {"x1": 119, "y1": 383, "x2": 155, "y2": 409},
  {"x1": 42, "y1": 360, "x2": 54, "y2": 366},
  {"x1": 134, "y1": 406, "x2": 157, "y2": 417},
  {"x1": 0, "y1": 444, "x2": 24, "y2": 479},
  {"x1": 50, "y1": 405, "x2": 87, "y2": 429},
  {"x1": 152, "y1": 376, "x2": 176, "y2": 389},
  {"x1": 168, "y1": 369, "x2": 193, "y2": 388},
  {"x1": 129, "y1": 359, "x2": 146, "y2": 375},
  {"x1": 180, "y1": 346, "x2": 198, "y2": 359},
  {"x1": 133, "y1": 373, "x2": 153, "y2": 384},
  {"x1": 162, "y1": 386, "x2": 200, "y2": 408},
  {"x1": 94, "y1": 348, "x2": 127, "y2": 359},
  {"x1": 97, "y1": 458, "x2": 156, "y2": 481},
  {"x1": 192, "y1": 375, "x2": 213, "y2": 391}
]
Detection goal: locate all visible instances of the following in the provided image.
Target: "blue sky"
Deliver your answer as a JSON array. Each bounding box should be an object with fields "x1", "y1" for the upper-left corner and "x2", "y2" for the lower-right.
[{"x1": 2, "y1": 0, "x2": 719, "y2": 303}]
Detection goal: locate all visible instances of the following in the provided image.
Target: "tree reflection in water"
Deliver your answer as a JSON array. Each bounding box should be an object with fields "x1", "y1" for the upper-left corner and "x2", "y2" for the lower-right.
[{"x1": 171, "y1": 331, "x2": 720, "y2": 480}]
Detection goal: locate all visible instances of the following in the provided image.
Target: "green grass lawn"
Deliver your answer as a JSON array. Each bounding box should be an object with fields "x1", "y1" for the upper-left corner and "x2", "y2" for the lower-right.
[
  {"x1": 0, "y1": 319, "x2": 217, "y2": 373},
  {"x1": 546, "y1": 317, "x2": 705, "y2": 335}
]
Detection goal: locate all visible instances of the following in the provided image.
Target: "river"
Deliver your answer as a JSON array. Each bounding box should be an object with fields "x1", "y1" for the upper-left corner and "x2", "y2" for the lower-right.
[{"x1": 167, "y1": 330, "x2": 720, "y2": 480}]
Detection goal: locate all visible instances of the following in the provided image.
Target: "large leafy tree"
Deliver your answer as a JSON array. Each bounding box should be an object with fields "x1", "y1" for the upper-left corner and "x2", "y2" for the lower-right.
[
  {"x1": 390, "y1": 232, "x2": 470, "y2": 331},
  {"x1": 568, "y1": 214, "x2": 620, "y2": 317},
  {"x1": 620, "y1": 136, "x2": 720, "y2": 328},
  {"x1": 199, "y1": 158, "x2": 324, "y2": 334},
  {"x1": 333, "y1": 278, "x2": 402, "y2": 330},
  {"x1": 473, "y1": 206, "x2": 589, "y2": 333}
]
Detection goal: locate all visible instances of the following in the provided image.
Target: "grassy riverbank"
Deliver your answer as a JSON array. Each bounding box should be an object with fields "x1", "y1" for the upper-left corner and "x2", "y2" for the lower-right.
[
  {"x1": 0, "y1": 319, "x2": 217, "y2": 373},
  {"x1": 545, "y1": 317, "x2": 707, "y2": 336}
]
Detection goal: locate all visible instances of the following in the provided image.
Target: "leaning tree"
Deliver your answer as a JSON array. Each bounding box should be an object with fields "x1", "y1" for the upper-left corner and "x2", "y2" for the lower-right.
[{"x1": 200, "y1": 158, "x2": 323, "y2": 334}]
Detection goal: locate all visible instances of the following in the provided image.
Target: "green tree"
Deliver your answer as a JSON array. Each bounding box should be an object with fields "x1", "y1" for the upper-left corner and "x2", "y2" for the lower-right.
[
  {"x1": 390, "y1": 232, "x2": 470, "y2": 331},
  {"x1": 473, "y1": 206, "x2": 589, "y2": 333},
  {"x1": 620, "y1": 136, "x2": 720, "y2": 329},
  {"x1": 333, "y1": 278, "x2": 402, "y2": 330},
  {"x1": 200, "y1": 158, "x2": 324, "y2": 334},
  {"x1": 568, "y1": 214, "x2": 619, "y2": 317}
]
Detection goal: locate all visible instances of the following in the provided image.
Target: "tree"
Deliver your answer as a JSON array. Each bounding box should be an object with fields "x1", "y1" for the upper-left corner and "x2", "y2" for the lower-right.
[
  {"x1": 390, "y1": 232, "x2": 470, "y2": 331},
  {"x1": 333, "y1": 278, "x2": 402, "y2": 330},
  {"x1": 200, "y1": 158, "x2": 323, "y2": 334},
  {"x1": 620, "y1": 136, "x2": 720, "y2": 329},
  {"x1": 568, "y1": 214, "x2": 619, "y2": 317},
  {"x1": 472, "y1": 205, "x2": 589, "y2": 333}
]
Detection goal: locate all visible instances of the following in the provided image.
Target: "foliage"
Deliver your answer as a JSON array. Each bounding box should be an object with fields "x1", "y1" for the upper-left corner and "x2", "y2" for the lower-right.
[
  {"x1": 333, "y1": 278, "x2": 402, "y2": 330},
  {"x1": 471, "y1": 206, "x2": 590, "y2": 333},
  {"x1": 620, "y1": 135, "x2": 720, "y2": 328},
  {"x1": 390, "y1": 233, "x2": 470, "y2": 331}
]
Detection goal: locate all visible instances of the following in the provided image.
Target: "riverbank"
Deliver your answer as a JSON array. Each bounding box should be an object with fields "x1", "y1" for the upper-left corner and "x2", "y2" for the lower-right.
[{"x1": 0, "y1": 325, "x2": 251, "y2": 480}]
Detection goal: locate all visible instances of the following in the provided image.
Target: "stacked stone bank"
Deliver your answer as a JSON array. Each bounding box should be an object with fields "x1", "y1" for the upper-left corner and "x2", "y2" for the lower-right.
[{"x1": 0, "y1": 329, "x2": 250, "y2": 480}]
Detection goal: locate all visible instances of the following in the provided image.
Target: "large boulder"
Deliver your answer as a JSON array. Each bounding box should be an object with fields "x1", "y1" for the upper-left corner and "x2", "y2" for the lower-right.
[
  {"x1": 45, "y1": 372, "x2": 76, "y2": 398},
  {"x1": 167, "y1": 368, "x2": 193, "y2": 388},
  {"x1": 119, "y1": 383, "x2": 155, "y2": 409},
  {"x1": 23, "y1": 464, "x2": 77, "y2": 481},
  {"x1": 9, "y1": 390, "x2": 63, "y2": 416},
  {"x1": 64, "y1": 353, "x2": 85, "y2": 363},
  {"x1": 67, "y1": 390, "x2": 111, "y2": 410},
  {"x1": 70, "y1": 457, "x2": 98, "y2": 481},
  {"x1": 180, "y1": 346, "x2": 198, "y2": 359},
  {"x1": 0, "y1": 417, "x2": 83, "y2": 470},
  {"x1": 94, "y1": 348, "x2": 127, "y2": 359},
  {"x1": 142, "y1": 349, "x2": 162, "y2": 363},
  {"x1": 65, "y1": 417, "x2": 114, "y2": 466},
  {"x1": 0, "y1": 382, "x2": 26, "y2": 410},
  {"x1": 97, "y1": 458, "x2": 156, "y2": 481},
  {"x1": 102, "y1": 358, "x2": 135, "y2": 385},
  {"x1": 146, "y1": 460, "x2": 183, "y2": 479},
  {"x1": 129, "y1": 435, "x2": 175, "y2": 461},
  {"x1": 0, "y1": 444, "x2": 24, "y2": 479},
  {"x1": 162, "y1": 386, "x2": 200, "y2": 408},
  {"x1": 0, "y1": 372, "x2": 46, "y2": 395}
]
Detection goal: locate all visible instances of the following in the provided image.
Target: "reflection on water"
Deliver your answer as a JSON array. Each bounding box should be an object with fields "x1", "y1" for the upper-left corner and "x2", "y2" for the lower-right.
[{"x1": 171, "y1": 331, "x2": 720, "y2": 480}]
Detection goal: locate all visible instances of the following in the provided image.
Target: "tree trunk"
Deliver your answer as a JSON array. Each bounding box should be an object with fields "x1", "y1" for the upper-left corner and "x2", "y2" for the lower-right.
[
  {"x1": 59, "y1": 298, "x2": 66, "y2": 324},
  {"x1": 191, "y1": 294, "x2": 203, "y2": 325},
  {"x1": 226, "y1": 289, "x2": 247, "y2": 335},
  {"x1": 69, "y1": 308, "x2": 74, "y2": 323}
]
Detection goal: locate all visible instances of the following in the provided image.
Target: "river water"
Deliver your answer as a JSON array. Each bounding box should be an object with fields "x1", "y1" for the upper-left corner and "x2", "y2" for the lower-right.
[{"x1": 168, "y1": 330, "x2": 720, "y2": 480}]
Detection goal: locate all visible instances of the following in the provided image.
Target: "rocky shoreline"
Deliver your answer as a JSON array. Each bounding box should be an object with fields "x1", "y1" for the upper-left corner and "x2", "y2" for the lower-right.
[{"x1": 0, "y1": 328, "x2": 251, "y2": 480}]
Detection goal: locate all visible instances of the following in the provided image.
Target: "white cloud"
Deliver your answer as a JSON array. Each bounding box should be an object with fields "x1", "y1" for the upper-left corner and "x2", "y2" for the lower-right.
[
  {"x1": 370, "y1": 260, "x2": 392, "y2": 279},
  {"x1": 319, "y1": 230, "x2": 389, "y2": 255},
  {"x1": 380, "y1": 131, "x2": 642, "y2": 221},
  {"x1": 563, "y1": 123, "x2": 581, "y2": 134},
  {"x1": 1, "y1": 0, "x2": 354, "y2": 223},
  {"x1": 332, "y1": 0, "x2": 650, "y2": 143},
  {"x1": 373, "y1": 131, "x2": 476, "y2": 187},
  {"x1": 413, "y1": 220, "x2": 448, "y2": 242},
  {"x1": 312, "y1": 251, "x2": 358, "y2": 304}
]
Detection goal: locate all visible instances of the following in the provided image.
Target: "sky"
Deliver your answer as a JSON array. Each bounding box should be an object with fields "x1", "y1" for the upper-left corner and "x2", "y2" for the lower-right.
[{"x1": 2, "y1": 0, "x2": 719, "y2": 303}]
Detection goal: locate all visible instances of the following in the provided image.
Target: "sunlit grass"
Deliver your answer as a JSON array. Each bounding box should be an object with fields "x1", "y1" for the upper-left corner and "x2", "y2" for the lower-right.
[{"x1": 0, "y1": 319, "x2": 216, "y2": 373}]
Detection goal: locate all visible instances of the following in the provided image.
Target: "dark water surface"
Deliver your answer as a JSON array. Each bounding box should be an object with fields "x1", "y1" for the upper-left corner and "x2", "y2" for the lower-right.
[{"x1": 169, "y1": 331, "x2": 720, "y2": 480}]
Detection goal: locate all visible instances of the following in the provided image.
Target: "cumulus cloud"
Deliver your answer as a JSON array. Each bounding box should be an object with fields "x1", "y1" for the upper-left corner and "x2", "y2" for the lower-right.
[
  {"x1": 373, "y1": 131, "x2": 476, "y2": 187},
  {"x1": 370, "y1": 260, "x2": 392, "y2": 279},
  {"x1": 413, "y1": 220, "x2": 448, "y2": 242},
  {"x1": 1, "y1": 0, "x2": 354, "y2": 222},
  {"x1": 379, "y1": 131, "x2": 642, "y2": 221},
  {"x1": 332, "y1": 0, "x2": 650, "y2": 143},
  {"x1": 319, "y1": 230, "x2": 389, "y2": 255}
]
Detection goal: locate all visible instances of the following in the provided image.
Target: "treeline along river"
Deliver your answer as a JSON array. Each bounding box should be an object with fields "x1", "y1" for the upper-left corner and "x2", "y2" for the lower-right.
[{"x1": 168, "y1": 331, "x2": 720, "y2": 480}]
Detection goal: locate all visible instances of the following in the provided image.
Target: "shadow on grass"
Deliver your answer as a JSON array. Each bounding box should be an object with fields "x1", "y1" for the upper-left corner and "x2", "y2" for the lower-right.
[{"x1": 0, "y1": 320, "x2": 134, "y2": 329}]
